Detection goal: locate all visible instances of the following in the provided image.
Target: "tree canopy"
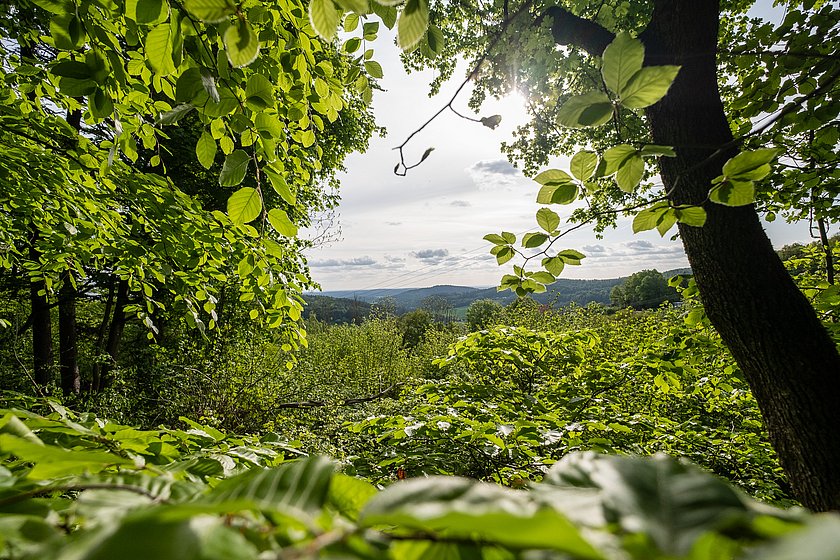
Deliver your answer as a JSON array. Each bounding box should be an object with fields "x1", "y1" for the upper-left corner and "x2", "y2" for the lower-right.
[{"x1": 2, "y1": 0, "x2": 840, "y2": 512}]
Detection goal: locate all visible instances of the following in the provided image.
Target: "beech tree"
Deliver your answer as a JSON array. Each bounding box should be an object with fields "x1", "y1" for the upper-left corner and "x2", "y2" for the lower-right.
[
  {"x1": 2, "y1": 0, "x2": 839, "y2": 512},
  {"x1": 309, "y1": 0, "x2": 840, "y2": 509},
  {"x1": 395, "y1": 0, "x2": 839, "y2": 511}
]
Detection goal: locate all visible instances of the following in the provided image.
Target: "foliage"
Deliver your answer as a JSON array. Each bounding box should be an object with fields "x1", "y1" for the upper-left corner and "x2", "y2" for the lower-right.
[
  {"x1": 0, "y1": 400, "x2": 837, "y2": 560},
  {"x1": 465, "y1": 298, "x2": 503, "y2": 331},
  {"x1": 350, "y1": 305, "x2": 788, "y2": 504},
  {"x1": 610, "y1": 269, "x2": 679, "y2": 309},
  {"x1": 0, "y1": 0, "x2": 378, "y2": 365}
]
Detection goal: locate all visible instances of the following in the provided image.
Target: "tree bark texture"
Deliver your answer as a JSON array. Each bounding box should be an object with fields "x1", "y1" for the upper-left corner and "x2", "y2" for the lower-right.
[
  {"x1": 28, "y1": 243, "x2": 52, "y2": 386},
  {"x1": 550, "y1": 0, "x2": 840, "y2": 511},
  {"x1": 101, "y1": 279, "x2": 129, "y2": 390},
  {"x1": 58, "y1": 273, "x2": 80, "y2": 395}
]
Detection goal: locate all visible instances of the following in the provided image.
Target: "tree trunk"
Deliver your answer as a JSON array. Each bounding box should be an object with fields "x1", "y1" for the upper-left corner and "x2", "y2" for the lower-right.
[
  {"x1": 28, "y1": 243, "x2": 53, "y2": 386},
  {"x1": 58, "y1": 273, "x2": 80, "y2": 395},
  {"x1": 550, "y1": 0, "x2": 840, "y2": 511},
  {"x1": 91, "y1": 276, "x2": 116, "y2": 392},
  {"x1": 101, "y1": 279, "x2": 129, "y2": 389}
]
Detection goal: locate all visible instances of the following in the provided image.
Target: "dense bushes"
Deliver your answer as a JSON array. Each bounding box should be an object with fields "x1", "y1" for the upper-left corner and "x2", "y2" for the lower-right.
[{"x1": 0, "y1": 402, "x2": 836, "y2": 560}]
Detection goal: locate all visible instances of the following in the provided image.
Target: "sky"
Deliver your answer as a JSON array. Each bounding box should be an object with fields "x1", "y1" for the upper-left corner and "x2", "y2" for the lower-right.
[{"x1": 303, "y1": 4, "x2": 813, "y2": 292}]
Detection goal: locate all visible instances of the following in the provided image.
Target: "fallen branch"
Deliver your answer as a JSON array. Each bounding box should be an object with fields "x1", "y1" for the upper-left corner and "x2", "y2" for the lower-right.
[{"x1": 273, "y1": 383, "x2": 405, "y2": 410}]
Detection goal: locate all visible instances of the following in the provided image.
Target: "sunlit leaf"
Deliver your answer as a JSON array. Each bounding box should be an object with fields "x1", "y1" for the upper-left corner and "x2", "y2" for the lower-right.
[{"x1": 227, "y1": 187, "x2": 262, "y2": 225}]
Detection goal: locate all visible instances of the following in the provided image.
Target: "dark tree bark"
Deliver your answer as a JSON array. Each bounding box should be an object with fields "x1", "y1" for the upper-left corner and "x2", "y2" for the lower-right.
[
  {"x1": 549, "y1": 0, "x2": 840, "y2": 511},
  {"x1": 100, "y1": 279, "x2": 129, "y2": 389},
  {"x1": 28, "y1": 242, "x2": 53, "y2": 386},
  {"x1": 91, "y1": 276, "x2": 116, "y2": 392},
  {"x1": 58, "y1": 272, "x2": 80, "y2": 395},
  {"x1": 29, "y1": 277, "x2": 52, "y2": 385}
]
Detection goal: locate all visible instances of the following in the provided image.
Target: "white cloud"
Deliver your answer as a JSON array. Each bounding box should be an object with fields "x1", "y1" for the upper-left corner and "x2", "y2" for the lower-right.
[
  {"x1": 310, "y1": 256, "x2": 377, "y2": 268},
  {"x1": 466, "y1": 159, "x2": 526, "y2": 190}
]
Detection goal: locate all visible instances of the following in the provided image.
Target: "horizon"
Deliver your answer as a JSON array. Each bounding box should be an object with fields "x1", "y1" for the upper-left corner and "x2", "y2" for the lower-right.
[{"x1": 303, "y1": 1, "x2": 813, "y2": 293}]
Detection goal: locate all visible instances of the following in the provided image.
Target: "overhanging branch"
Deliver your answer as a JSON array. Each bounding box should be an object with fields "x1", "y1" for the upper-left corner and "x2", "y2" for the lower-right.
[{"x1": 544, "y1": 6, "x2": 614, "y2": 56}]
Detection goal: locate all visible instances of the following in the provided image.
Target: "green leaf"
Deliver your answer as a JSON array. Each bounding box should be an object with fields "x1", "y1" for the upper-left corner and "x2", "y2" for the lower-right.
[
  {"x1": 621, "y1": 65, "x2": 681, "y2": 109},
  {"x1": 656, "y1": 208, "x2": 677, "y2": 236},
  {"x1": 219, "y1": 150, "x2": 251, "y2": 186},
  {"x1": 58, "y1": 77, "x2": 97, "y2": 97},
  {"x1": 145, "y1": 23, "x2": 176, "y2": 75},
  {"x1": 397, "y1": 0, "x2": 429, "y2": 51},
  {"x1": 534, "y1": 169, "x2": 573, "y2": 186},
  {"x1": 501, "y1": 231, "x2": 516, "y2": 244},
  {"x1": 328, "y1": 474, "x2": 378, "y2": 521},
  {"x1": 309, "y1": 0, "x2": 341, "y2": 41},
  {"x1": 300, "y1": 129, "x2": 316, "y2": 147},
  {"x1": 343, "y1": 13, "x2": 360, "y2": 32},
  {"x1": 640, "y1": 144, "x2": 677, "y2": 158},
  {"x1": 747, "y1": 516, "x2": 840, "y2": 560},
  {"x1": 156, "y1": 103, "x2": 194, "y2": 125},
  {"x1": 602, "y1": 144, "x2": 638, "y2": 176},
  {"x1": 542, "y1": 256, "x2": 565, "y2": 276},
  {"x1": 196, "y1": 132, "x2": 217, "y2": 170},
  {"x1": 265, "y1": 169, "x2": 296, "y2": 205},
  {"x1": 494, "y1": 246, "x2": 514, "y2": 265},
  {"x1": 128, "y1": 0, "x2": 169, "y2": 25},
  {"x1": 360, "y1": 477, "x2": 602, "y2": 558},
  {"x1": 54, "y1": 507, "x2": 259, "y2": 560},
  {"x1": 531, "y1": 271, "x2": 556, "y2": 284},
  {"x1": 632, "y1": 202, "x2": 670, "y2": 233},
  {"x1": 224, "y1": 19, "x2": 260, "y2": 68},
  {"x1": 175, "y1": 68, "x2": 204, "y2": 102},
  {"x1": 267, "y1": 208, "x2": 298, "y2": 237},
  {"x1": 570, "y1": 151, "x2": 598, "y2": 182},
  {"x1": 602, "y1": 32, "x2": 645, "y2": 96},
  {"x1": 522, "y1": 233, "x2": 548, "y2": 249},
  {"x1": 709, "y1": 180, "x2": 755, "y2": 207},
  {"x1": 227, "y1": 187, "x2": 262, "y2": 225},
  {"x1": 0, "y1": 434, "x2": 132, "y2": 479},
  {"x1": 536, "y1": 208, "x2": 560, "y2": 233},
  {"x1": 183, "y1": 0, "x2": 236, "y2": 23},
  {"x1": 245, "y1": 74, "x2": 275, "y2": 109},
  {"x1": 721, "y1": 148, "x2": 781, "y2": 181},
  {"x1": 51, "y1": 60, "x2": 92, "y2": 80},
  {"x1": 544, "y1": 453, "x2": 750, "y2": 556},
  {"x1": 614, "y1": 153, "x2": 644, "y2": 193},
  {"x1": 51, "y1": 13, "x2": 86, "y2": 50},
  {"x1": 205, "y1": 457, "x2": 334, "y2": 512},
  {"x1": 556, "y1": 91, "x2": 613, "y2": 128},
  {"x1": 675, "y1": 206, "x2": 707, "y2": 227},
  {"x1": 364, "y1": 60, "x2": 384, "y2": 78},
  {"x1": 483, "y1": 234, "x2": 508, "y2": 245},
  {"x1": 424, "y1": 24, "x2": 444, "y2": 58},
  {"x1": 537, "y1": 184, "x2": 578, "y2": 205},
  {"x1": 557, "y1": 249, "x2": 585, "y2": 265}
]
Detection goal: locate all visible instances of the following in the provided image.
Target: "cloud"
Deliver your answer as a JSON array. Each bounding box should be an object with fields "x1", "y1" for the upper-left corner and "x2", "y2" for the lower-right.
[
  {"x1": 466, "y1": 159, "x2": 525, "y2": 189},
  {"x1": 626, "y1": 240, "x2": 654, "y2": 250},
  {"x1": 469, "y1": 159, "x2": 520, "y2": 176},
  {"x1": 450, "y1": 200, "x2": 471, "y2": 207},
  {"x1": 385, "y1": 255, "x2": 405, "y2": 263},
  {"x1": 412, "y1": 248, "x2": 450, "y2": 263},
  {"x1": 385, "y1": 221, "x2": 402, "y2": 226},
  {"x1": 574, "y1": 241, "x2": 686, "y2": 261},
  {"x1": 310, "y1": 256, "x2": 377, "y2": 268},
  {"x1": 582, "y1": 244, "x2": 607, "y2": 253}
]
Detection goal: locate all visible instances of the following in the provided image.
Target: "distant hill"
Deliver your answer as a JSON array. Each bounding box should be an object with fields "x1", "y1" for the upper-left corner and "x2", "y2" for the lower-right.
[
  {"x1": 306, "y1": 268, "x2": 693, "y2": 322},
  {"x1": 301, "y1": 295, "x2": 373, "y2": 323}
]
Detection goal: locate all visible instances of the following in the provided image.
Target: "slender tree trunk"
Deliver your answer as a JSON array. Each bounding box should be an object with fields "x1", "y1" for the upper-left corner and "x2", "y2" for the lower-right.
[
  {"x1": 101, "y1": 279, "x2": 129, "y2": 389},
  {"x1": 91, "y1": 276, "x2": 116, "y2": 392},
  {"x1": 549, "y1": 0, "x2": 840, "y2": 510},
  {"x1": 58, "y1": 273, "x2": 80, "y2": 394},
  {"x1": 28, "y1": 242, "x2": 53, "y2": 386}
]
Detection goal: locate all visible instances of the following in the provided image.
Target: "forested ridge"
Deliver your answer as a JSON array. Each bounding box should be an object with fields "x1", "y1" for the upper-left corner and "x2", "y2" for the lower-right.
[{"x1": 1, "y1": 0, "x2": 840, "y2": 557}]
